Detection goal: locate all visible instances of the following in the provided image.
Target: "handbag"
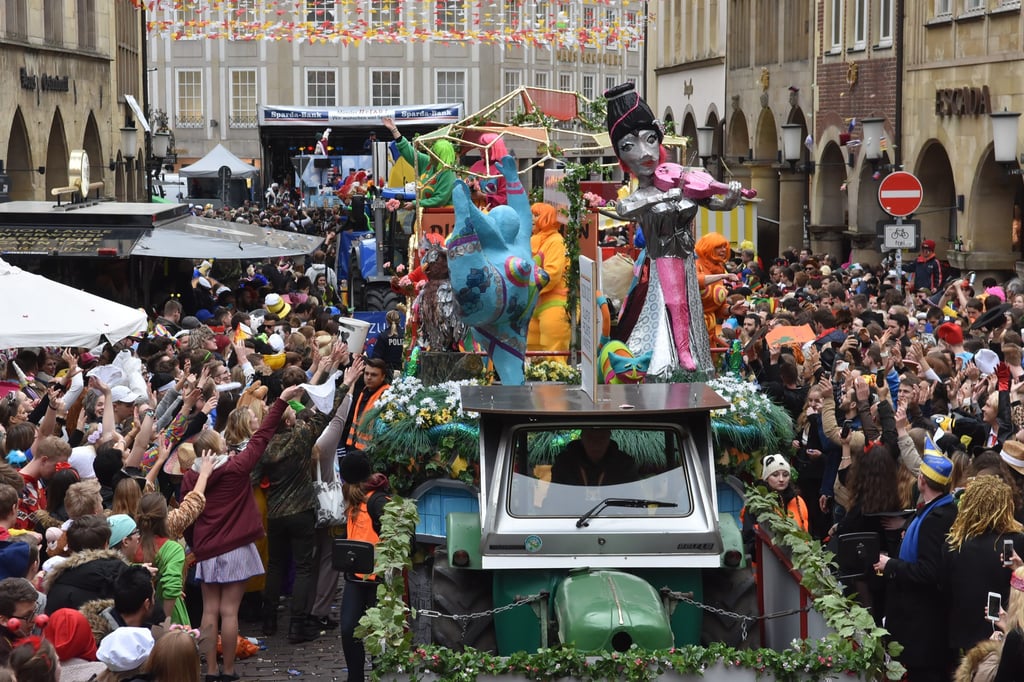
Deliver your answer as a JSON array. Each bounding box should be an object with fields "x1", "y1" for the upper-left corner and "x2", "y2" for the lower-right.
[{"x1": 314, "y1": 461, "x2": 346, "y2": 528}]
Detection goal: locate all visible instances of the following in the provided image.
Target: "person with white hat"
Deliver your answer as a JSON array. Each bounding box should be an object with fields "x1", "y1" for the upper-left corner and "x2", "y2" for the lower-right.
[{"x1": 740, "y1": 454, "x2": 808, "y2": 558}]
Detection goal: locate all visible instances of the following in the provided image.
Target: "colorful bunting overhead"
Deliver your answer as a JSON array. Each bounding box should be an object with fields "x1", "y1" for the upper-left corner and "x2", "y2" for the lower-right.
[{"x1": 133, "y1": 0, "x2": 651, "y2": 49}]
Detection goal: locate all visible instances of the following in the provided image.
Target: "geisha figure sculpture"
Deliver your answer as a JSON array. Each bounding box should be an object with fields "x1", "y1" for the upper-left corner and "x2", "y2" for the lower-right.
[{"x1": 606, "y1": 82, "x2": 743, "y2": 374}]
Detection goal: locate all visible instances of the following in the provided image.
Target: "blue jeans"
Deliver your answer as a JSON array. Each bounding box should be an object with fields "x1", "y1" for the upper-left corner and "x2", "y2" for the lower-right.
[{"x1": 340, "y1": 577, "x2": 377, "y2": 682}]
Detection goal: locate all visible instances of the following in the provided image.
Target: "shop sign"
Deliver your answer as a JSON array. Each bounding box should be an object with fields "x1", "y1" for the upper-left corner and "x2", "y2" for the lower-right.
[
  {"x1": 935, "y1": 85, "x2": 991, "y2": 116},
  {"x1": 20, "y1": 68, "x2": 70, "y2": 93}
]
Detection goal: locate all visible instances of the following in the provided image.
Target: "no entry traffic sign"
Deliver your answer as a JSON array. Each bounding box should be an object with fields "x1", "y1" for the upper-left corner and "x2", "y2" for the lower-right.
[{"x1": 878, "y1": 171, "x2": 923, "y2": 217}]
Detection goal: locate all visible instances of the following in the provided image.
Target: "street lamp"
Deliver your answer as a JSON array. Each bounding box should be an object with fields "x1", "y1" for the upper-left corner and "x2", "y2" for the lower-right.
[
  {"x1": 781, "y1": 123, "x2": 812, "y2": 252},
  {"x1": 696, "y1": 126, "x2": 714, "y2": 166},
  {"x1": 991, "y1": 110, "x2": 1022, "y2": 173},
  {"x1": 120, "y1": 124, "x2": 138, "y2": 170}
]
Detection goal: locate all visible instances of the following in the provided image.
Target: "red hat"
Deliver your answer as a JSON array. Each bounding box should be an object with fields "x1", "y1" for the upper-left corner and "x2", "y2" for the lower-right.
[
  {"x1": 922, "y1": 239, "x2": 936, "y2": 250},
  {"x1": 214, "y1": 335, "x2": 232, "y2": 355},
  {"x1": 935, "y1": 322, "x2": 964, "y2": 346},
  {"x1": 47, "y1": 608, "x2": 97, "y2": 662}
]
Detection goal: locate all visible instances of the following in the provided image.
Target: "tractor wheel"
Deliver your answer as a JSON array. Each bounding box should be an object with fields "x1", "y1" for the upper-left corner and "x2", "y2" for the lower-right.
[
  {"x1": 408, "y1": 557, "x2": 434, "y2": 646},
  {"x1": 430, "y1": 547, "x2": 497, "y2": 652},
  {"x1": 365, "y1": 283, "x2": 401, "y2": 312},
  {"x1": 700, "y1": 566, "x2": 761, "y2": 649}
]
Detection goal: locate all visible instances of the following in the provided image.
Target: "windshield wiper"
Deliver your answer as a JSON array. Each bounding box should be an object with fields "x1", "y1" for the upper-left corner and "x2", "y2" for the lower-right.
[{"x1": 575, "y1": 497, "x2": 678, "y2": 528}]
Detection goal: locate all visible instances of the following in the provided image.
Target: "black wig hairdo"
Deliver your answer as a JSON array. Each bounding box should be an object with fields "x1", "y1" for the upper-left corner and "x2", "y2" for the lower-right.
[{"x1": 604, "y1": 82, "x2": 664, "y2": 152}]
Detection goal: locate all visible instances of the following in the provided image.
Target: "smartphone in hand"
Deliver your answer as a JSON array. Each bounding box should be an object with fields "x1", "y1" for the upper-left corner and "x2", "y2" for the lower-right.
[
  {"x1": 987, "y1": 592, "x2": 1003, "y2": 622},
  {"x1": 1003, "y1": 539, "x2": 1015, "y2": 568}
]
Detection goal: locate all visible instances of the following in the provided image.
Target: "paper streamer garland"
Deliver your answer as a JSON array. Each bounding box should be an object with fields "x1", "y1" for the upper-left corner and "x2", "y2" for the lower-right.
[{"x1": 133, "y1": 0, "x2": 652, "y2": 49}]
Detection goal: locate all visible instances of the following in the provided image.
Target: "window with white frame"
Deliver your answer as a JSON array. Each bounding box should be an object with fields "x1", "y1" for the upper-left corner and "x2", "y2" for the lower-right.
[
  {"x1": 436, "y1": 0, "x2": 461, "y2": 33},
  {"x1": 556, "y1": 2, "x2": 573, "y2": 29},
  {"x1": 558, "y1": 72, "x2": 573, "y2": 93},
  {"x1": 605, "y1": 75, "x2": 617, "y2": 94},
  {"x1": 534, "y1": 0, "x2": 550, "y2": 29},
  {"x1": 878, "y1": 0, "x2": 893, "y2": 45},
  {"x1": 232, "y1": 0, "x2": 258, "y2": 22},
  {"x1": 175, "y1": 0, "x2": 202, "y2": 38},
  {"x1": 229, "y1": 69, "x2": 257, "y2": 128},
  {"x1": 935, "y1": 0, "x2": 951, "y2": 15},
  {"x1": 368, "y1": 0, "x2": 399, "y2": 32},
  {"x1": 624, "y1": 10, "x2": 639, "y2": 51},
  {"x1": 534, "y1": 71, "x2": 549, "y2": 89},
  {"x1": 305, "y1": 69, "x2": 337, "y2": 106},
  {"x1": 504, "y1": 0, "x2": 521, "y2": 28},
  {"x1": 829, "y1": 0, "x2": 842, "y2": 51},
  {"x1": 604, "y1": 7, "x2": 619, "y2": 49},
  {"x1": 435, "y1": 70, "x2": 465, "y2": 105},
  {"x1": 581, "y1": 73, "x2": 596, "y2": 100},
  {"x1": 305, "y1": 0, "x2": 334, "y2": 24},
  {"x1": 853, "y1": 0, "x2": 866, "y2": 49},
  {"x1": 175, "y1": 70, "x2": 204, "y2": 128},
  {"x1": 502, "y1": 69, "x2": 522, "y2": 119},
  {"x1": 371, "y1": 70, "x2": 402, "y2": 106},
  {"x1": 964, "y1": 0, "x2": 984, "y2": 10}
]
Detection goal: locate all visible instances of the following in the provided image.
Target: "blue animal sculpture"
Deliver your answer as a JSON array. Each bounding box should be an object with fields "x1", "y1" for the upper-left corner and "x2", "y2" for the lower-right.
[{"x1": 447, "y1": 156, "x2": 548, "y2": 385}]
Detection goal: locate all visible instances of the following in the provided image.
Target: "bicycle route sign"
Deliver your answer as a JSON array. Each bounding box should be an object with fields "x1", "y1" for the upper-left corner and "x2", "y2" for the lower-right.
[
  {"x1": 878, "y1": 171, "x2": 923, "y2": 217},
  {"x1": 882, "y1": 222, "x2": 918, "y2": 250}
]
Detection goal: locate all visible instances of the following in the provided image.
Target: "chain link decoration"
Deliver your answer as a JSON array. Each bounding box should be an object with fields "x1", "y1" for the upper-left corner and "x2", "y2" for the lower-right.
[
  {"x1": 664, "y1": 590, "x2": 810, "y2": 642},
  {"x1": 417, "y1": 589, "x2": 809, "y2": 644},
  {"x1": 417, "y1": 592, "x2": 546, "y2": 623}
]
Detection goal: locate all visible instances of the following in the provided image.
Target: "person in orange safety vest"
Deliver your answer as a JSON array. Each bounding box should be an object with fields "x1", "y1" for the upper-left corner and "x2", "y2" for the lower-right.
[{"x1": 339, "y1": 451, "x2": 392, "y2": 682}]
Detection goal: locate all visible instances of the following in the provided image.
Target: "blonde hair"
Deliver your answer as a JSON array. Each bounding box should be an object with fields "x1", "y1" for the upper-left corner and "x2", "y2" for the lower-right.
[
  {"x1": 65, "y1": 479, "x2": 102, "y2": 519},
  {"x1": 142, "y1": 629, "x2": 200, "y2": 682},
  {"x1": 948, "y1": 475, "x2": 1023, "y2": 551},
  {"x1": 1006, "y1": 566, "x2": 1024, "y2": 632},
  {"x1": 223, "y1": 406, "x2": 256, "y2": 450}
]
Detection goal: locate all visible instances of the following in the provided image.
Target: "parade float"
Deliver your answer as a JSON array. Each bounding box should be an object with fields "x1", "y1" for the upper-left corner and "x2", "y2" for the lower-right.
[{"x1": 346, "y1": 87, "x2": 901, "y2": 681}]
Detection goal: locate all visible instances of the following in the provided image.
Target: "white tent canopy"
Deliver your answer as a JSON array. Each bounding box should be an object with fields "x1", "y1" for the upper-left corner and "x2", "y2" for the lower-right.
[
  {"x1": 179, "y1": 144, "x2": 259, "y2": 179},
  {"x1": 0, "y1": 259, "x2": 148, "y2": 349}
]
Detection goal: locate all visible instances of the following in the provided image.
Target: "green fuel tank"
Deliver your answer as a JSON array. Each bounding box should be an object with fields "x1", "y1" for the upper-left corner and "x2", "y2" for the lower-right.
[{"x1": 552, "y1": 569, "x2": 674, "y2": 652}]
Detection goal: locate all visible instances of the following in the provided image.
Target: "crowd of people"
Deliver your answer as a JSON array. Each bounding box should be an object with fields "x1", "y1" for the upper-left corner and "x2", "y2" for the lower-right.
[
  {"x1": 718, "y1": 238, "x2": 1024, "y2": 681},
  {"x1": 6, "y1": 157, "x2": 1024, "y2": 682},
  {"x1": 0, "y1": 248, "x2": 408, "y2": 681}
]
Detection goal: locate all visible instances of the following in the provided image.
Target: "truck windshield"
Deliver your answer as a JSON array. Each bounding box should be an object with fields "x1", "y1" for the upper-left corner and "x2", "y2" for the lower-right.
[{"x1": 506, "y1": 426, "x2": 694, "y2": 518}]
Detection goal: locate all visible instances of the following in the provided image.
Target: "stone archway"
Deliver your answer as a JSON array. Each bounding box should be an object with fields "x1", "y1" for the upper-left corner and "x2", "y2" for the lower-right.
[
  {"x1": 7, "y1": 108, "x2": 33, "y2": 200},
  {"x1": 969, "y1": 144, "x2": 1017, "y2": 261},
  {"x1": 751, "y1": 109, "x2": 780, "y2": 254},
  {"x1": 753, "y1": 108, "x2": 779, "y2": 163},
  {"x1": 857, "y1": 158, "x2": 889, "y2": 235},
  {"x1": 914, "y1": 141, "x2": 956, "y2": 257},
  {"x1": 82, "y1": 113, "x2": 104, "y2": 197},
  {"x1": 681, "y1": 111, "x2": 698, "y2": 164},
  {"x1": 45, "y1": 109, "x2": 70, "y2": 196},
  {"x1": 726, "y1": 110, "x2": 749, "y2": 161},
  {"x1": 815, "y1": 141, "x2": 846, "y2": 228}
]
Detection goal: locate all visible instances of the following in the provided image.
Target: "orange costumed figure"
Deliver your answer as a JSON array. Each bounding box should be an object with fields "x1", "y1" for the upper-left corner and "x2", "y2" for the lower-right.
[
  {"x1": 528, "y1": 203, "x2": 571, "y2": 361},
  {"x1": 695, "y1": 233, "x2": 740, "y2": 349}
]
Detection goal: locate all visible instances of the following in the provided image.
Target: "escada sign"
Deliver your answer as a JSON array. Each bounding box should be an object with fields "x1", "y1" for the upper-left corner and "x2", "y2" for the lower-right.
[{"x1": 935, "y1": 85, "x2": 992, "y2": 116}]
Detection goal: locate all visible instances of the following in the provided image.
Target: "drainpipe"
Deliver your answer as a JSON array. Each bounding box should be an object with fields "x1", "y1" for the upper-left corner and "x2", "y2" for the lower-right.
[{"x1": 894, "y1": 0, "x2": 904, "y2": 170}]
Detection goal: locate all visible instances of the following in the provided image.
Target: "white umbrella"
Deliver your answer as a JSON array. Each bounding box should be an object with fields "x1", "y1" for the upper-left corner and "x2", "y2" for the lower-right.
[{"x1": 0, "y1": 259, "x2": 148, "y2": 349}]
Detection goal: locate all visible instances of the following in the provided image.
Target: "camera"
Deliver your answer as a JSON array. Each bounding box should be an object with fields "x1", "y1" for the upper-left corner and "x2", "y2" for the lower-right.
[
  {"x1": 840, "y1": 420, "x2": 853, "y2": 439},
  {"x1": 1004, "y1": 539, "x2": 1015, "y2": 568}
]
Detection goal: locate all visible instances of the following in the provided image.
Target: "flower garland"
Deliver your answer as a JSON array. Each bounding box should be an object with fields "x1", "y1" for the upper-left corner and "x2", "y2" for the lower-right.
[
  {"x1": 361, "y1": 376, "x2": 482, "y2": 495},
  {"x1": 706, "y1": 374, "x2": 795, "y2": 475}
]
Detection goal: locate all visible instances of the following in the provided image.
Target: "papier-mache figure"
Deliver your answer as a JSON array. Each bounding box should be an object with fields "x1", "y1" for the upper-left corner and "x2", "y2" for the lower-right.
[
  {"x1": 606, "y1": 82, "x2": 744, "y2": 375},
  {"x1": 448, "y1": 156, "x2": 549, "y2": 385},
  {"x1": 528, "y1": 202, "x2": 570, "y2": 361},
  {"x1": 695, "y1": 232, "x2": 740, "y2": 351},
  {"x1": 315, "y1": 128, "x2": 331, "y2": 156}
]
